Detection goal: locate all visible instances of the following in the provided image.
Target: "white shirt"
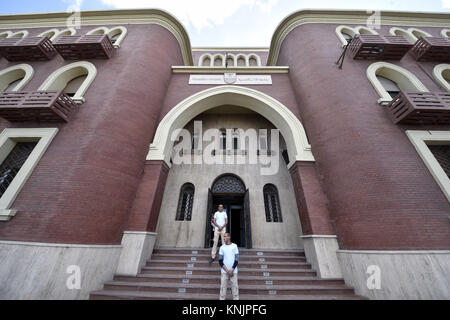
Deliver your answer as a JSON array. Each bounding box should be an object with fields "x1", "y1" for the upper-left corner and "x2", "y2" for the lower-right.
[
  {"x1": 219, "y1": 243, "x2": 239, "y2": 274},
  {"x1": 213, "y1": 211, "x2": 227, "y2": 232}
]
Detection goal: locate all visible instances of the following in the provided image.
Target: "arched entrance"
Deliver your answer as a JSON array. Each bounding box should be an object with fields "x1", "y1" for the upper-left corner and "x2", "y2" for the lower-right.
[{"x1": 205, "y1": 174, "x2": 252, "y2": 249}]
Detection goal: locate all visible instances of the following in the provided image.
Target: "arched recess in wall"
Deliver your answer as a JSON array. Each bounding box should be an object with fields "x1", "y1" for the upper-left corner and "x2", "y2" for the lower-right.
[
  {"x1": 38, "y1": 28, "x2": 76, "y2": 42},
  {"x1": 366, "y1": 62, "x2": 429, "y2": 105},
  {"x1": 389, "y1": 27, "x2": 431, "y2": 44},
  {"x1": 433, "y1": 64, "x2": 450, "y2": 92},
  {"x1": 335, "y1": 25, "x2": 378, "y2": 47},
  {"x1": 441, "y1": 29, "x2": 450, "y2": 37},
  {"x1": 0, "y1": 64, "x2": 34, "y2": 93},
  {"x1": 38, "y1": 61, "x2": 97, "y2": 103},
  {"x1": 408, "y1": 27, "x2": 432, "y2": 40},
  {"x1": 236, "y1": 54, "x2": 247, "y2": 67},
  {"x1": 146, "y1": 85, "x2": 315, "y2": 168},
  {"x1": 87, "y1": 26, "x2": 127, "y2": 47},
  {"x1": 9, "y1": 30, "x2": 28, "y2": 38},
  {"x1": 0, "y1": 31, "x2": 12, "y2": 40},
  {"x1": 248, "y1": 54, "x2": 261, "y2": 66},
  {"x1": 212, "y1": 54, "x2": 225, "y2": 67},
  {"x1": 199, "y1": 53, "x2": 212, "y2": 66}
]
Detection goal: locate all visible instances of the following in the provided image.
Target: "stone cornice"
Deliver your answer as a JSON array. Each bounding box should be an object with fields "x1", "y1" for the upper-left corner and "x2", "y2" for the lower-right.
[{"x1": 172, "y1": 66, "x2": 289, "y2": 74}]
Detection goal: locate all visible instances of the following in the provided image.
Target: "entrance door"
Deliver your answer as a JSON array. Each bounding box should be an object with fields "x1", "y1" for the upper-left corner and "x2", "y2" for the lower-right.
[{"x1": 205, "y1": 174, "x2": 251, "y2": 249}]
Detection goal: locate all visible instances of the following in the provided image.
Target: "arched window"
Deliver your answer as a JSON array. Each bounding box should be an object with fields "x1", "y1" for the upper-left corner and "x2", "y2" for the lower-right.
[
  {"x1": 376, "y1": 76, "x2": 401, "y2": 98},
  {"x1": 107, "y1": 26, "x2": 127, "y2": 47},
  {"x1": 87, "y1": 26, "x2": 127, "y2": 48},
  {"x1": 0, "y1": 31, "x2": 12, "y2": 40},
  {"x1": 52, "y1": 28, "x2": 76, "y2": 42},
  {"x1": 409, "y1": 28, "x2": 432, "y2": 40},
  {"x1": 433, "y1": 64, "x2": 450, "y2": 92},
  {"x1": 219, "y1": 129, "x2": 227, "y2": 150},
  {"x1": 213, "y1": 54, "x2": 224, "y2": 67},
  {"x1": 263, "y1": 184, "x2": 282, "y2": 223},
  {"x1": 0, "y1": 64, "x2": 34, "y2": 93},
  {"x1": 199, "y1": 54, "x2": 212, "y2": 67},
  {"x1": 176, "y1": 183, "x2": 195, "y2": 221},
  {"x1": 237, "y1": 55, "x2": 246, "y2": 67},
  {"x1": 366, "y1": 62, "x2": 428, "y2": 105},
  {"x1": 389, "y1": 27, "x2": 431, "y2": 44},
  {"x1": 38, "y1": 61, "x2": 97, "y2": 103},
  {"x1": 248, "y1": 54, "x2": 261, "y2": 67},
  {"x1": 9, "y1": 31, "x2": 28, "y2": 38},
  {"x1": 335, "y1": 25, "x2": 378, "y2": 47},
  {"x1": 38, "y1": 28, "x2": 60, "y2": 40},
  {"x1": 226, "y1": 54, "x2": 235, "y2": 67}
]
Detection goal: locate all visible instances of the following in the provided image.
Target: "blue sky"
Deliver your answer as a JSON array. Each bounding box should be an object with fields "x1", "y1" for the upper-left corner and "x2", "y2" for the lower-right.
[{"x1": 1, "y1": 0, "x2": 449, "y2": 46}]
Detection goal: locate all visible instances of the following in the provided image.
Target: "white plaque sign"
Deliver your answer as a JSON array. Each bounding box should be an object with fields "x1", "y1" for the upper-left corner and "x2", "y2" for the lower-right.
[{"x1": 189, "y1": 73, "x2": 272, "y2": 85}]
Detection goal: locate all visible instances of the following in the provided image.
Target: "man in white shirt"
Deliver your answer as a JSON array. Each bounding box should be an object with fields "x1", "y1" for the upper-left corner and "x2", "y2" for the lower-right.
[
  {"x1": 210, "y1": 204, "x2": 228, "y2": 263},
  {"x1": 218, "y1": 233, "x2": 239, "y2": 300}
]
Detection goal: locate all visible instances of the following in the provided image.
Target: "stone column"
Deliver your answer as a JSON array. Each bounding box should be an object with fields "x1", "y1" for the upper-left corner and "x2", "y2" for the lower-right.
[
  {"x1": 289, "y1": 161, "x2": 342, "y2": 278},
  {"x1": 116, "y1": 160, "x2": 170, "y2": 276}
]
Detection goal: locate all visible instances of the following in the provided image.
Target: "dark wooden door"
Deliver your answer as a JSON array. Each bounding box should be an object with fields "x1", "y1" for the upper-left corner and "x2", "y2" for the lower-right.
[
  {"x1": 204, "y1": 188, "x2": 213, "y2": 248},
  {"x1": 244, "y1": 189, "x2": 252, "y2": 249}
]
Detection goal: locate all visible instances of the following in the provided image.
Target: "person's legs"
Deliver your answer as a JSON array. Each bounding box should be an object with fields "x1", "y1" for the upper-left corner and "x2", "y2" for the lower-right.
[
  {"x1": 211, "y1": 230, "x2": 219, "y2": 259},
  {"x1": 220, "y1": 273, "x2": 228, "y2": 300},
  {"x1": 219, "y1": 230, "x2": 225, "y2": 248},
  {"x1": 231, "y1": 274, "x2": 239, "y2": 300}
]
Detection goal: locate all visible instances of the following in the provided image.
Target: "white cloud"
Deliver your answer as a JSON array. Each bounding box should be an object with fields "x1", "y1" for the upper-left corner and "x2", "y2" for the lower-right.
[
  {"x1": 101, "y1": 0, "x2": 279, "y2": 31},
  {"x1": 443, "y1": 0, "x2": 450, "y2": 8}
]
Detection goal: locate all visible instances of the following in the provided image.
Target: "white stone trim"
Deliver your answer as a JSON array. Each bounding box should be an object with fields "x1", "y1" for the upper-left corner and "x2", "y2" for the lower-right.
[
  {"x1": 107, "y1": 26, "x2": 127, "y2": 48},
  {"x1": 337, "y1": 249, "x2": 450, "y2": 254},
  {"x1": 301, "y1": 235, "x2": 338, "y2": 239},
  {"x1": 337, "y1": 249, "x2": 450, "y2": 299},
  {"x1": 408, "y1": 27, "x2": 432, "y2": 39},
  {"x1": 37, "y1": 28, "x2": 60, "y2": 40},
  {"x1": 366, "y1": 61, "x2": 428, "y2": 105},
  {"x1": 441, "y1": 29, "x2": 450, "y2": 37},
  {"x1": 87, "y1": 26, "x2": 127, "y2": 48},
  {"x1": 172, "y1": 66, "x2": 289, "y2": 74},
  {"x1": 9, "y1": 30, "x2": 28, "y2": 38},
  {"x1": 198, "y1": 53, "x2": 213, "y2": 67},
  {"x1": 303, "y1": 235, "x2": 342, "y2": 278},
  {"x1": 0, "y1": 31, "x2": 13, "y2": 39},
  {"x1": 405, "y1": 130, "x2": 450, "y2": 202},
  {"x1": 355, "y1": 26, "x2": 378, "y2": 35},
  {"x1": 116, "y1": 231, "x2": 158, "y2": 276},
  {"x1": 0, "y1": 240, "x2": 122, "y2": 248},
  {"x1": 432, "y1": 63, "x2": 450, "y2": 92},
  {"x1": 146, "y1": 85, "x2": 314, "y2": 167},
  {"x1": 335, "y1": 25, "x2": 378, "y2": 47},
  {"x1": 123, "y1": 231, "x2": 157, "y2": 236},
  {"x1": 0, "y1": 64, "x2": 34, "y2": 92},
  {"x1": 86, "y1": 26, "x2": 109, "y2": 35},
  {"x1": 389, "y1": 27, "x2": 431, "y2": 44},
  {"x1": 38, "y1": 61, "x2": 97, "y2": 103},
  {"x1": 0, "y1": 128, "x2": 58, "y2": 221},
  {"x1": 212, "y1": 54, "x2": 226, "y2": 67},
  {"x1": 51, "y1": 28, "x2": 77, "y2": 41}
]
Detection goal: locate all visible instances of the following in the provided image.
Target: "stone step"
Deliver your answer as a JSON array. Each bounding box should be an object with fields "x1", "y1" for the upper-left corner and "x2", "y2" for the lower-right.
[
  {"x1": 146, "y1": 260, "x2": 311, "y2": 269},
  {"x1": 141, "y1": 266, "x2": 317, "y2": 277},
  {"x1": 153, "y1": 248, "x2": 305, "y2": 257},
  {"x1": 102, "y1": 281, "x2": 355, "y2": 296},
  {"x1": 151, "y1": 253, "x2": 307, "y2": 263},
  {"x1": 113, "y1": 274, "x2": 346, "y2": 286},
  {"x1": 90, "y1": 290, "x2": 366, "y2": 300}
]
